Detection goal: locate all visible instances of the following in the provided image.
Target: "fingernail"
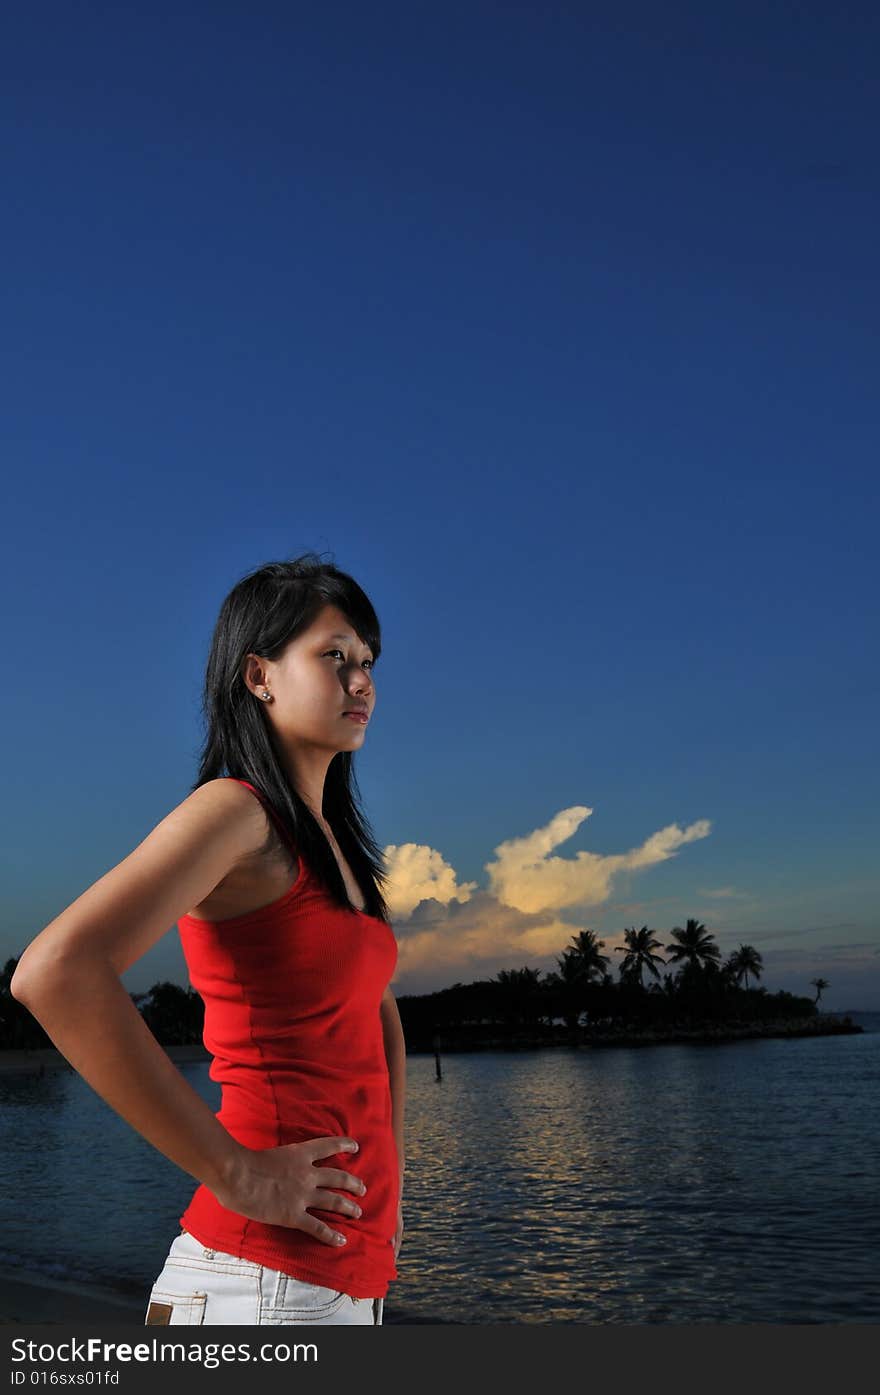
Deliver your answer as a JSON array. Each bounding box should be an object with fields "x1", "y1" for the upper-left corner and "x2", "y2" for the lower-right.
[{"x1": 335, "y1": 1234, "x2": 347, "y2": 1245}]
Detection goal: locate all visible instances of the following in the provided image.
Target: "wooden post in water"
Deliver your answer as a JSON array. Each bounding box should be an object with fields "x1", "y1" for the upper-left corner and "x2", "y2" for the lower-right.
[{"x1": 431, "y1": 1031, "x2": 442, "y2": 1080}]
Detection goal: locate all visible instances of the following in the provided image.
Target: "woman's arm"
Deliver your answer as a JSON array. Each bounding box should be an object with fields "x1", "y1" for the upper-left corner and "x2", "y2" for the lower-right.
[
  {"x1": 10, "y1": 780, "x2": 267, "y2": 1198},
  {"x1": 13, "y1": 955, "x2": 243, "y2": 1194},
  {"x1": 11, "y1": 780, "x2": 369, "y2": 1245},
  {"x1": 380, "y1": 986, "x2": 406, "y2": 1198}
]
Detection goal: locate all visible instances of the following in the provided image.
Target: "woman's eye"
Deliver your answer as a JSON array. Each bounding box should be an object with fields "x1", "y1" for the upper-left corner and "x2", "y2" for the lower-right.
[{"x1": 324, "y1": 648, "x2": 374, "y2": 670}]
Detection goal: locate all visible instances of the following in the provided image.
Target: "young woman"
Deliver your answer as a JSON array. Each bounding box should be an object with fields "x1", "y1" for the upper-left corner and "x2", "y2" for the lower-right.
[{"x1": 11, "y1": 555, "x2": 406, "y2": 1326}]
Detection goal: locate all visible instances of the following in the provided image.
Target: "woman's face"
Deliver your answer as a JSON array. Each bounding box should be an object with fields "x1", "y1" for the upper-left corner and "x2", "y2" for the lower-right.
[{"x1": 250, "y1": 603, "x2": 376, "y2": 753}]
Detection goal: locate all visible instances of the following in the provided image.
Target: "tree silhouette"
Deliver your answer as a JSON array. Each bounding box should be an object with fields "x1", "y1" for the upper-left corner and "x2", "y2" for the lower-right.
[
  {"x1": 0, "y1": 955, "x2": 52, "y2": 1048},
  {"x1": 613, "y1": 926, "x2": 667, "y2": 987},
  {"x1": 544, "y1": 951, "x2": 589, "y2": 1030},
  {"x1": 140, "y1": 981, "x2": 204, "y2": 1045},
  {"x1": 726, "y1": 944, "x2": 764, "y2": 990},
  {"x1": 565, "y1": 929, "x2": 611, "y2": 982},
  {"x1": 494, "y1": 966, "x2": 543, "y2": 1026},
  {"x1": 664, "y1": 918, "x2": 721, "y2": 974},
  {"x1": 810, "y1": 977, "x2": 829, "y2": 1005}
]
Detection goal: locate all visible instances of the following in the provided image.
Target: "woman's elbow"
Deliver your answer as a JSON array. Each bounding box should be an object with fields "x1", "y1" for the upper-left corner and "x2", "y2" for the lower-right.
[
  {"x1": 10, "y1": 937, "x2": 79, "y2": 1003},
  {"x1": 10, "y1": 950, "x2": 51, "y2": 1003}
]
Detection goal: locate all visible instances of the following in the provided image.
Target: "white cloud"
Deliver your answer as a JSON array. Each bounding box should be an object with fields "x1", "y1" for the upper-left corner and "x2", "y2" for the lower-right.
[
  {"x1": 485, "y1": 808, "x2": 711, "y2": 914},
  {"x1": 382, "y1": 806, "x2": 713, "y2": 991},
  {"x1": 382, "y1": 841, "x2": 479, "y2": 919}
]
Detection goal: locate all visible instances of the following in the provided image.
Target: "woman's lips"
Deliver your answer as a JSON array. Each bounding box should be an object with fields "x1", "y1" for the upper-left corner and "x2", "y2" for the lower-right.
[{"x1": 343, "y1": 712, "x2": 369, "y2": 723}]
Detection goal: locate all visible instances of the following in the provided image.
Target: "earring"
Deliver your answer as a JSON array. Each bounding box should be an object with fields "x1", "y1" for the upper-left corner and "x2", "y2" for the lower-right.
[{"x1": 261, "y1": 689, "x2": 271, "y2": 701}]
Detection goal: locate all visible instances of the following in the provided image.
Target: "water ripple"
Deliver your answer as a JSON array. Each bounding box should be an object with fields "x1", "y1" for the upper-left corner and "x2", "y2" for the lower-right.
[{"x1": 1, "y1": 1026, "x2": 878, "y2": 1321}]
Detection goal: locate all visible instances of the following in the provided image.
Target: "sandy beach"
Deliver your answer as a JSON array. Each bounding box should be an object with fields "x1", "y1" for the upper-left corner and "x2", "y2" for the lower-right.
[{"x1": 0, "y1": 1270, "x2": 145, "y2": 1325}]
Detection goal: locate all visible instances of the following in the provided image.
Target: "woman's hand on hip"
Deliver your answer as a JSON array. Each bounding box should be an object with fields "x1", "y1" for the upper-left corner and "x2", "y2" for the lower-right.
[{"x1": 213, "y1": 1136, "x2": 367, "y2": 1247}]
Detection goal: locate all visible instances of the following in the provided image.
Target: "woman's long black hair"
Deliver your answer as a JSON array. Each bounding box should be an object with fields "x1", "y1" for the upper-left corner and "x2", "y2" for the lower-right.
[{"x1": 190, "y1": 553, "x2": 390, "y2": 923}]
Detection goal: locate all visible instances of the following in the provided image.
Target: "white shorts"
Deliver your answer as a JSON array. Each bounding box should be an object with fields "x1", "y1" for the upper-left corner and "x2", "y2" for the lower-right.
[{"x1": 145, "y1": 1229, "x2": 384, "y2": 1326}]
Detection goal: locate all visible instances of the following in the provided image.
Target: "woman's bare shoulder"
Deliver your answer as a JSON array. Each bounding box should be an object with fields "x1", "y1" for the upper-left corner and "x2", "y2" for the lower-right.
[
  {"x1": 186, "y1": 779, "x2": 299, "y2": 922},
  {"x1": 10, "y1": 777, "x2": 286, "y2": 984}
]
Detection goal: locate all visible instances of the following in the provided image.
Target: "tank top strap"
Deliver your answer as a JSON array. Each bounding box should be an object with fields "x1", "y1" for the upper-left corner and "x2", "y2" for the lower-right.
[{"x1": 226, "y1": 777, "x2": 300, "y2": 861}]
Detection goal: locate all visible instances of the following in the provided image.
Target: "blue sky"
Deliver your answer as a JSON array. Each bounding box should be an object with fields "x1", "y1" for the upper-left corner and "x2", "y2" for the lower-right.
[{"x1": 2, "y1": 1, "x2": 878, "y2": 1009}]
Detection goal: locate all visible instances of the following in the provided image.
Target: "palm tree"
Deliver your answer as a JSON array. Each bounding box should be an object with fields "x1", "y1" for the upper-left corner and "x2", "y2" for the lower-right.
[
  {"x1": 547, "y1": 950, "x2": 592, "y2": 996},
  {"x1": 494, "y1": 966, "x2": 543, "y2": 1025},
  {"x1": 565, "y1": 929, "x2": 611, "y2": 982},
  {"x1": 727, "y1": 944, "x2": 764, "y2": 990},
  {"x1": 663, "y1": 918, "x2": 721, "y2": 974},
  {"x1": 545, "y1": 951, "x2": 588, "y2": 1031},
  {"x1": 613, "y1": 926, "x2": 667, "y2": 987},
  {"x1": 810, "y1": 977, "x2": 829, "y2": 1006},
  {"x1": 140, "y1": 981, "x2": 203, "y2": 1045},
  {"x1": 1, "y1": 954, "x2": 57, "y2": 1048}
]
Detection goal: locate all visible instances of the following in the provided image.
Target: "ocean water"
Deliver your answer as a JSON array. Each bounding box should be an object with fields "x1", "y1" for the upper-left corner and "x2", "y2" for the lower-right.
[{"x1": 1, "y1": 1013, "x2": 878, "y2": 1324}]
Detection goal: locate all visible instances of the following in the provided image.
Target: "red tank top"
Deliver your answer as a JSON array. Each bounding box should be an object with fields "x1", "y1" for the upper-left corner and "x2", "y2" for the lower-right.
[{"x1": 177, "y1": 778, "x2": 399, "y2": 1298}]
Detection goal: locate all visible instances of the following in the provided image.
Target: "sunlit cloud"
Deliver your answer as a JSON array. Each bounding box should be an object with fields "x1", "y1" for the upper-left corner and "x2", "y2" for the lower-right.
[
  {"x1": 380, "y1": 842, "x2": 479, "y2": 918},
  {"x1": 386, "y1": 891, "x2": 581, "y2": 986},
  {"x1": 485, "y1": 809, "x2": 711, "y2": 913},
  {"x1": 382, "y1": 806, "x2": 713, "y2": 991}
]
